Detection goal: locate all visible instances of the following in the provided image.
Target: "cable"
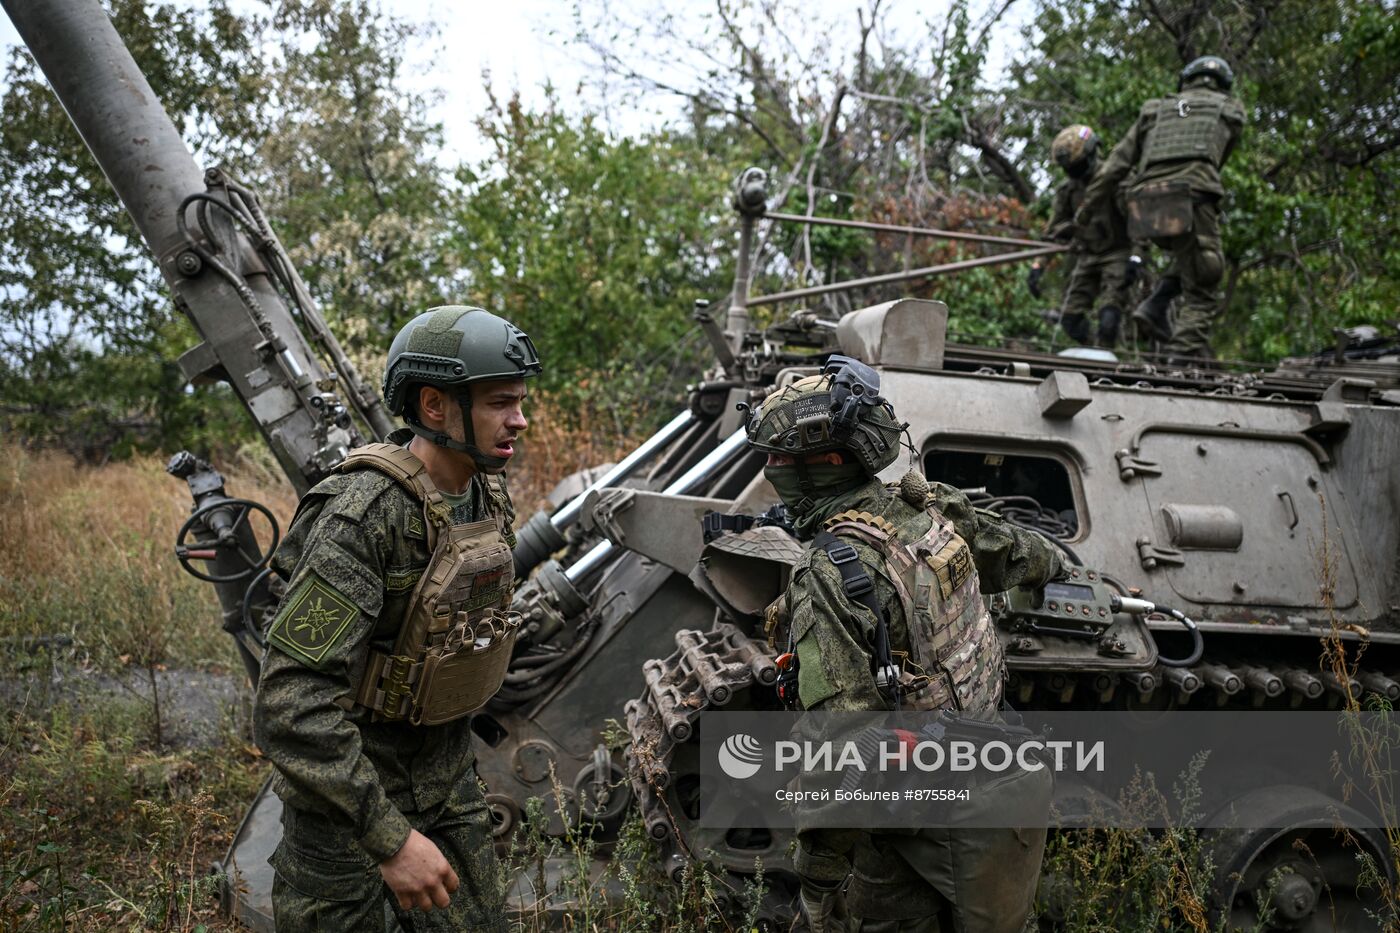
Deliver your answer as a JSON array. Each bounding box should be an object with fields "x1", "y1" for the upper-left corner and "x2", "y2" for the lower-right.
[
  {"x1": 1111, "y1": 594, "x2": 1204, "y2": 667},
  {"x1": 965, "y1": 489, "x2": 1082, "y2": 564},
  {"x1": 1153, "y1": 607, "x2": 1204, "y2": 667}
]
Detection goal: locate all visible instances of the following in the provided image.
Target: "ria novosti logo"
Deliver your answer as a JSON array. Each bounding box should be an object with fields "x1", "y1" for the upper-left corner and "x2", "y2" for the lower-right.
[{"x1": 717, "y1": 733, "x2": 764, "y2": 779}]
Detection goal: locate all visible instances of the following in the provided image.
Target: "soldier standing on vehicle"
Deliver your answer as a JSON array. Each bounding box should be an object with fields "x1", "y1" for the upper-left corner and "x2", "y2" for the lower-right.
[
  {"x1": 253, "y1": 306, "x2": 541, "y2": 931},
  {"x1": 751, "y1": 359, "x2": 1062, "y2": 933},
  {"x1": 1077, "y1": 56, "x2": 1245, "y2": 361},
  {"x1": 1029, "y1": 124, "x2": 1140, "y2": 347}
]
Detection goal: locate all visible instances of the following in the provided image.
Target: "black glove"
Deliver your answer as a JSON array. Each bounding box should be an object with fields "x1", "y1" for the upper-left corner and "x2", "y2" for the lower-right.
[
  {"x1": 1125, "y1": 254, "x2": 1143, "y2": 288},
  {"x1": 1027, "y1": 264, "x2": 1044, "y2": 299}
]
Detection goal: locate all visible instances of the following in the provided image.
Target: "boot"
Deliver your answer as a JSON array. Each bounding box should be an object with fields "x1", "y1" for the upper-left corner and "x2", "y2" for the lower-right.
[
  {"x1": 799, "y1": 880, "x2": 848, "y2": 933},
  {"x1": 1096, "y1": 305, "x2": 1122, "y2": 347},
  {"x1": 1132, "y1": 275, "x2": 1180, "y2": 342},
  {"x1": 1060, "y1": 312, "x2": 1091, "y2": 344}
]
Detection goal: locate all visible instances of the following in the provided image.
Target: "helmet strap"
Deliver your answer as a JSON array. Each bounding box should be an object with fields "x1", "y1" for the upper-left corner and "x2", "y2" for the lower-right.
[{"x1": 404, "y1": 388, "x2": 510, "y2": 474}]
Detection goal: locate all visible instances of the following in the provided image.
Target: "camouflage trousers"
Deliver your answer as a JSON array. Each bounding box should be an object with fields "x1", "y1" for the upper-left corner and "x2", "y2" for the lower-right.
[
  {"x1": 270, "y1": 770, "x2": 506, "y2": 933},
  {"x1": 1059, "y1": 247, "x2": 1133, "y2": 346},
  {"x1": 797, "y1": 764, "x2": 1052, "y2": 933},
  {"x1": 1153, "y1": 197, "x2": 1223, "y2": 359}
]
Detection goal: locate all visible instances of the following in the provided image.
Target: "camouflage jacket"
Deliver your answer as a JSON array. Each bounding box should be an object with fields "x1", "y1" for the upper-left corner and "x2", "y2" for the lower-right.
[
  {"x1": 1052, "y1": 165, "x2": 1136, "y2": 254},
  {"x1": 1081, "y1": 83, "x2": 1245, "y2": 217},
  {"x1": 783, "y1": 477, "x2": 1061, "y2": 713},
  {"x1": 1045, "y1": 173, "x2": 1087, "y2": 243},
  {"x1": 253, "y1": 430, "x2": 516, "y2": 862}
]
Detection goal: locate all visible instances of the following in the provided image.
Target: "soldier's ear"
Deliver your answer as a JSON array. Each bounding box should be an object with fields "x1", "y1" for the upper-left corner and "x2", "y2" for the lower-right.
[{"x1": 418, "y1": 386, "x2": 449, "y2": 425}]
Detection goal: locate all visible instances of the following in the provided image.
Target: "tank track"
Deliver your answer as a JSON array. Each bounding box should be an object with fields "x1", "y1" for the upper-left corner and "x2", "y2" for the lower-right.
[{"x1": 624, "y1": 617, "x2": 1400, "y2": 928}]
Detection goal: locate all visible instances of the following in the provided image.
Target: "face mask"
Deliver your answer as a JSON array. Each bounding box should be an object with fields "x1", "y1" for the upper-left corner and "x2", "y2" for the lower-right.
[{"x1": 764, "y1": 463, "x2": 868, "y2": 512}]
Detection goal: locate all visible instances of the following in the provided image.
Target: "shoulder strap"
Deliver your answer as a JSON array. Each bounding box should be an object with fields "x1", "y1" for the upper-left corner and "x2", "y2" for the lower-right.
[
  {"x1": 338, "y1": 443, "x2": 450, "y2": 548},
  {"x1": 813, "y1": 529, "x2": 901, "y2": 707}
]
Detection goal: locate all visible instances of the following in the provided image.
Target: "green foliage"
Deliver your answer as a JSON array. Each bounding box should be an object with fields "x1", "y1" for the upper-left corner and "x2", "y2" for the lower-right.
[
  {"x1": 1011, "y1": 0, "x2": 1399, "y2": 360},
  {"x1": 1, "y1": 0, "x2": 1396, "y2": 459},
  {"x1": 0, "y1": 686, "x2": 264, "y2": 931},
  {"x1": 0, "y1": 0, "x2": 267, "y2": 459},
  {"x1": 448, "y1": 95, "x2": 737, "y2": 422},
  {"x1": 256, "y1": 0, "x2": 455, "y2": 360}
]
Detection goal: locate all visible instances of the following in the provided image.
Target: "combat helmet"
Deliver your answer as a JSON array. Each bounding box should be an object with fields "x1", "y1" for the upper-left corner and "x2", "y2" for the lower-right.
[
  {"x1": 384, "y1": 305, "x2": 542, "y2": 471},
  {"x1": 1179, "y1": 55, "x2": 1234, "y2": 91},
  {"x1": 1051, "y1": 124, "x2": 1100, "y2": 177},
  {"x1": 746, "y1": 356, "x2": 906, "y2": 511}
]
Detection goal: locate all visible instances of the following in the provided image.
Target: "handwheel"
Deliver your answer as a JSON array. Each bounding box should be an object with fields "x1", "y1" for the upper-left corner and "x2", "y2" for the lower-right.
[
  {"x1": 240, "y1": 566, "x2": 281, "y2": 647},
  {"x1": 175, "y1": 498, "x2": 280, "y2": 583}
]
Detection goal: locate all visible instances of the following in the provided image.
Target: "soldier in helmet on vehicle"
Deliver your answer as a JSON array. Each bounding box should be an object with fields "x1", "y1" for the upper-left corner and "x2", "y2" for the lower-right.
[
  {"x1": 1077, "y1": 56, "x2": 1245, "y2": 361},
  {"x1": 253, "y1": 306, "x2": 541, "y2": 930},
  {"x1": 751, "y1": 358, "x2": 1062, "y2": 933},
  {"x1": 1028, "y1": 123, "x2": 1140, "y2": 347}
]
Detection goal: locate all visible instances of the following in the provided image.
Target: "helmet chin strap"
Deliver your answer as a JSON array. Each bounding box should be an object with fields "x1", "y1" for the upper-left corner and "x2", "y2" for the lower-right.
[{"x1": 405, "y1": 389, "x2": 510, "y2": 474}]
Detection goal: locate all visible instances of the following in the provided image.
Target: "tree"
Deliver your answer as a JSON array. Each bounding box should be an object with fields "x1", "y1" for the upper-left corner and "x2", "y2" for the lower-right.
[
  {"x1": 1010, "y1": 0, "x2": 1400, "y2": 359},
  {"x1": 0, "y1": 0, "x2": 267, "y2": 456},
  {"x1": 255, "y1": 0, "x2": 455, "y2": 378},
  {"x1": 0, "y1": 0, "x2": 456, "y2": 456},
  {"x1": 447, "y1": 91, "x2": 738, "y2": 426}
]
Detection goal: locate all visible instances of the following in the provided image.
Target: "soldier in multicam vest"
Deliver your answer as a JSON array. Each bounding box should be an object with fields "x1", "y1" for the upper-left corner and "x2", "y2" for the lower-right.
[
  {"x1": 1078, "y1": 56, "x2": 1245, "y2": 361},
  {"x1": 1030, "y1": 124, "x2": 1141, "y2": 347},
  {"x1": 749, "y1": 358, "x2": 1062, "y2": 933},
  {"x1": 253, "y1": 306, "x2": 541, "y2": 931}
]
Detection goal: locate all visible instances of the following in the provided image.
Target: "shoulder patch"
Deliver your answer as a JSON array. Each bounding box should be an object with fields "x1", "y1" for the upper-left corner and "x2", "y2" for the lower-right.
[
  {"x1": 266, "y1": 573, "x2": 362, "y2": 667},
  {"x1": 403, "y1": 509, "x2": 426, "y2": 540},
  {"x1": 926, "y1": 534, "x2": 974, "y2": 599}
]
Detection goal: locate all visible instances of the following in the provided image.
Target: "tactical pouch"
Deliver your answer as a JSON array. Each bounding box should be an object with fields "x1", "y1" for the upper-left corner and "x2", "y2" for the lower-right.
[
  {"x1": 411, "y1": 610, "x2": 521, "y2": 726},
  {"x1": 1126, "y1": 180, "x2": 1193, "y2": 239}
]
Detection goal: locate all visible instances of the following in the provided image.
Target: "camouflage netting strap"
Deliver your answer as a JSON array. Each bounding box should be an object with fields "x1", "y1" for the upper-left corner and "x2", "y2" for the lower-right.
[
  {"x1": 1141, "y1": 93, "x2": 1228, "y2": 169},
  {"x1": 338, "y1": 443, "x2": 451, "y2": 548}
]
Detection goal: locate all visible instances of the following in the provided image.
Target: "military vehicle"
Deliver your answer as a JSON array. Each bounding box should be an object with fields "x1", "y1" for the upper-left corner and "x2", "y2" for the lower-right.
[{"x1": 8, "y1": 2, "x2": 1400, "y2": 930}]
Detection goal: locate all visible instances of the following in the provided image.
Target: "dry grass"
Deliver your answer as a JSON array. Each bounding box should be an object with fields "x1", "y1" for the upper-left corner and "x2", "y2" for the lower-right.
[
  {"x1": 0, "y1": 437, "x2": 297, "y2": 672},
  {"x1": 0, "y1": 409, "x2": 637, "y2": 931},
  {"x1": 508, "y1": 397, "x2": 640, "y2": 516}
]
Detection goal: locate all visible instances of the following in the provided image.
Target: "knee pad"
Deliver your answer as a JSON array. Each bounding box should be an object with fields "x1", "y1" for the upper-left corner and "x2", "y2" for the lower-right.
[{"x1": 1195, "y1": 239, "x2": 1224, "y2": 286}]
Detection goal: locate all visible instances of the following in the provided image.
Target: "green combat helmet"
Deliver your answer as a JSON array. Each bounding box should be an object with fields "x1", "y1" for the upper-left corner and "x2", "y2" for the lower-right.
[
  {"x1": 1051, "y1": 124, "x2": 1100, "y2": 178},
  {"x1": 746, "y1": 356, "x2": 906, "y2": 517},
  {"x1": 383, "y1": 305, "x2": 542, "y2": 472},
  {"x1": 1179, "y1": 55, "x2": 1234, "y2": 91}
]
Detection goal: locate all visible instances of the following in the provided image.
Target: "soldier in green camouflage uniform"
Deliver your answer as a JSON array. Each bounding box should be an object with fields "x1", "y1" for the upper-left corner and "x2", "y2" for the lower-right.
[
  {"x1": 254, "y1": 306, "x2": 541, "y2": 931},
  {"x1": 1030, "y1": 124, "x2": 1140, "y2": 347},
  {"x1": 1078, "y1": 56, "x2": 1245, "y2": 360},
  {"x1": 750, "y1": 360, "x2": 1062, "y2": 933}
]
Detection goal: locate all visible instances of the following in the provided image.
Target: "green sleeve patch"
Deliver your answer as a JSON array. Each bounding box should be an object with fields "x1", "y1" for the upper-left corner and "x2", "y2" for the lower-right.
[
  {"x1": 385, "y1": 566, "x2": 424, "y2": 593},
  {"x1": 267, "y1": 573, "x2": 362, "y2": 667}
]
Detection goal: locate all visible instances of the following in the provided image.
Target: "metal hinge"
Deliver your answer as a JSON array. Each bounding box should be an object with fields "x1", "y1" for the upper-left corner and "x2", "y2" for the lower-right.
[
  {"x1": 1136, "y1": 536, "x2": 1184, "y2": 571},
  {"x1": 1116, "y1": 449, "x2": 1162, "y2": 481}
]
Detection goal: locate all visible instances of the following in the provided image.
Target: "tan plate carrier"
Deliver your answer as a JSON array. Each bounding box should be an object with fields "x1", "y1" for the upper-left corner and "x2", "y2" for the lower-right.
[
  {"x1": 341, "y1": 444, "x2": 520, "y2": 726},
  {"x1": 822, "y1": 502, "x2": 1004, "y2": 715}
]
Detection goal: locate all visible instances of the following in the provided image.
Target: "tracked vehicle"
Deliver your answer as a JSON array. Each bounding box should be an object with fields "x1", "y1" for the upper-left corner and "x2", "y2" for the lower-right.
[{"x1": 8, "y1": 2, "x2": 1400, "y2": 929}]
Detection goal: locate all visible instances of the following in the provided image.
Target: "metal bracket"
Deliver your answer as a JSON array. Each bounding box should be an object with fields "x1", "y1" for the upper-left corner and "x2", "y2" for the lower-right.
[
  {"x1": 1116, "y1": 449, "x2": 1162, "y2": 481},
  {"x1": 1136, "y1": 536, "x2": 1185, "y2": 571},
  {"x1": 588, "y1": 488, "x2": 636, "y2": 546}
]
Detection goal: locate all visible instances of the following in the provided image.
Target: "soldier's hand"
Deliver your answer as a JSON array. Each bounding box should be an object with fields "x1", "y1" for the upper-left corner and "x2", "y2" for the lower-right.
[
  {"x1": 380, "y1": 829, "x2": 459, "y2": 911},
  {"x1": 1026, "y1": 264, "x2": 1044, "y2": 299},
  {"x1": 1125, "y1": 254, "x2": 1143, "y2": 288}
]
